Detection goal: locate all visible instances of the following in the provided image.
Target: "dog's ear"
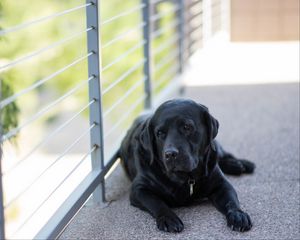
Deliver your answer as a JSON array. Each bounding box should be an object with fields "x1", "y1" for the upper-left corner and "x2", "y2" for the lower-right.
[
  {"x1": 205, "y1": 111, "x2": 219, "y2": 148},
  {"x1": 198, "y1": 103, "x2": 219, "y2": 175},
  {"x1": 139, "y1": 118, "x2": 154, "y2": 164},
  {"x1": 203, "y1": 145, "x2": 218, "y2": 176},
  {"x1": 198, "y1": 103, "x2": 219, "y2": 146}
]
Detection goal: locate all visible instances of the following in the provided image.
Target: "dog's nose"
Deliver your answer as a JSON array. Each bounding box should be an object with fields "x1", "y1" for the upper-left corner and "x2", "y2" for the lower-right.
[{"x1": 164, "y1": 148, "x2": 179, "y2": 160}]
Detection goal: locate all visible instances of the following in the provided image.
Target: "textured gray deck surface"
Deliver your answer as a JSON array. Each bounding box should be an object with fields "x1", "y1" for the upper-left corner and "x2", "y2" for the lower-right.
[{"x1": 60, "y1": 83, "x2": 300, "y2": 240}]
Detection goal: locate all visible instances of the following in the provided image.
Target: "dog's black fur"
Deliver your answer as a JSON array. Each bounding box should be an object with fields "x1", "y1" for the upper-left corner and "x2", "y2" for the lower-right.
[{"x1": 118, "y1": 99, "x2": 255, "y2": 233}]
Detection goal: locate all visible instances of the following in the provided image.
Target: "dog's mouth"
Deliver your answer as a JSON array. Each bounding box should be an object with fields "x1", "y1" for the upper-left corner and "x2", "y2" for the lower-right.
[
  {"x1": 173, "y1": 170, "x2": 188, "y2": 177},
  {"x1": 167, "y1": 169, "x2": 199, "y2": 185},
  {"x1": 165, "y1": 169, "x2": 189, "y2": 183},
  {"x1": 166, "y1": 156, "x2": 198, "y2": 171},
  {"x1": 163, "y1": 154, "x2": 203, "y2": 181}
]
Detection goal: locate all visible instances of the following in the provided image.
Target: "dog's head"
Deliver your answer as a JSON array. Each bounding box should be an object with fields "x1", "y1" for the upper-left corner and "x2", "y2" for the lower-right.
[{"x1": 139, "y1": 99, "x2": 219, "y2": 179}]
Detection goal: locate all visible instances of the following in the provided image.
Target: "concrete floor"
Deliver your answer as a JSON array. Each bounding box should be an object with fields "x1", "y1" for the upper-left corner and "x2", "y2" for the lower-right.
[{"x1": 60, "y1": 83, "x2": 300, "y2": 240}]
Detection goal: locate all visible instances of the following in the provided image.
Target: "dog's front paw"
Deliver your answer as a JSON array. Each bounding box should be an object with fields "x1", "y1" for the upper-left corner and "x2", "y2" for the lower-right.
[
  {"x1": 219, "y1": 157, "x2": 256, "y2": 175},
  {"x1": 226, "y1": 209, "x2": 252, "y2": 232},
  {"x1": 156, "y1": 213, "x2": 184, "y2": 233},
  {"x1": 240, "y1": 159, "x2": 255, "y2": 174}
]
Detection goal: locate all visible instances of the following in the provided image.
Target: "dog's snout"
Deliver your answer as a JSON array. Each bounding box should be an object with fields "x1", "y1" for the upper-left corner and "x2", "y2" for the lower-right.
[{"x1": 164, "y1": 148, "x2": 179, "y2": 160}]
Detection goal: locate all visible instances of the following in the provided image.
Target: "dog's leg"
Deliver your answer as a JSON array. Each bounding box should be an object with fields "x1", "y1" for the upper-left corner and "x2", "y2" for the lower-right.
[
  {"x1": 209, "y1": 168, "x2": 252, "y2": 232},
  {"x1": 219, "y1": 156, "x2": 255, "y2": 175},
  {"x1": 214, "y1": 140, "x2": 255, "y2": 175},
  {"x1": 130, "y1": 184, "x2": 184, "y2": 233}
]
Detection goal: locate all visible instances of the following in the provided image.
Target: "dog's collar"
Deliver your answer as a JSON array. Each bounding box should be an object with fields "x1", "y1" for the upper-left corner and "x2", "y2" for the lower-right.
[
  {"x1": 186, "y1": 144, "x2": 216, "y2": 196},
  {"x1": 188, "y1": 178, "x2": 195, "y2": 195}
]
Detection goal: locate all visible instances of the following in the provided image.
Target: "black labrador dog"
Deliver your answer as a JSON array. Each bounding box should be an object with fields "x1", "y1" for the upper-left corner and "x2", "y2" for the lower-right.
[{"x1": 118, "y1": 99, "x2": 255, "y2": 233}]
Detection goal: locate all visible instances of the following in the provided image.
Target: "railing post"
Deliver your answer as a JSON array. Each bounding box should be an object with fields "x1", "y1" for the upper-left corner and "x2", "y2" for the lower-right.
[
  {"x1": 203, "y1": 0, "x2": 212, "y2": 46},
  {"x1": 221, "y1": 0, "x2": 230, "y2": 41},
  {"x1": 86, "y1": 0, "x2": 106, "y2": 204},
  {"x1": 0, "y1": 80, "x2": 5, "y2": 239},
  {"x1": 178, "y1": 0, "x2": 185, "y2": 74},
  {"x1": 142, "y1": 0, "x2": 153, "y2": 110},
  {"x1": 0, "y1": 156, "x2": 5, "y2": 240}
]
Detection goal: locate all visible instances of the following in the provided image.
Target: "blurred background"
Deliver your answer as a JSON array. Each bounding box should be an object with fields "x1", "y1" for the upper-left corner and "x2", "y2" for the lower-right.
[
  {"x1": 185, "y1": 0, "x2": 299, "y2": 86},
  {"x1": 0, "y1": 0, "x2": 299, "y2": 239}
]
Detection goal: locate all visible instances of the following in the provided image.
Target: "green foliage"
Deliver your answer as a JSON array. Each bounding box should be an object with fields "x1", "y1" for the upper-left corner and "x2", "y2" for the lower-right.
[
  {"x1": 0, "y1": 2, "x2": 20, "y2": 138},
  {"x1": 0, "y1": 79, "x2": 20, "y2": 137},
  {"x1": 0, "y1": 0, "x2": 178, "y2": 142}
]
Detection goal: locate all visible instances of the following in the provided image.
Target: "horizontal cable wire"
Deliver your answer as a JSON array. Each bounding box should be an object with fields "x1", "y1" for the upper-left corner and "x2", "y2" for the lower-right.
[
  {"x1": 152, "y1": 19, "x2": 180, "y2": 39},
  {"x1": 183, "y1": 46, "x2": 194, "y2": 57},
  {"x1": 193, "y1": 0, "x2": 202, "y2": 4},
  {"x1": 1, "y1": 76, "x2": 94, "y2": 142},
  {"x1": 0, "y1": 3, "x2": 92, "y2": 36},
  {"x1": 154, "y1": 63, "x2": 179, "y2": 90},
  {"x1": 151, "y1": 0, "x2": 166, "y2": 4},
  {"x1": 189, "y1": 1, "x2": 203, "y2": 12},
  {"x1": 2, "y1": 100, "x2": 96, "y2": 176},
  {"x1": 102, "y1": 58, "x2": 145, "y2": 95},
  {"x1": 150, "y1": 6, "x2": 180, "y2": 22},
  {"x1": 184, "y1": 50, "x2": 193, "y2": 62},
  {"x1": 188, "y1": 40, "x2": 202, "y2": 55},
  {"x1": 185, "y1": 24, "x2": 203, "y2": 41},
  {"x1": 187, "y1": 26, "x2": 201, "y2": 37},
  {"x1": 13, "y1": 145, "x2": 97, "y2": 236},
  {"x1": 101, "y1": 3, "x2": 146, "y2": 26},
  {"x1": 189, "y1": 14, "x2": 203, "y2": 27},
  {"x1": 0, "y1": 27, "x2": 93, "y2": 72},
  {"x1": 189, "y1": 1, "x2": 202, "y2": 11},
  {"x1": 187, "y1": 0, "x2": 202, "y2": 9},
  {"x1": 184, "y1": 42, "x2": 202, "y2": 60},
  {"x1": 185, "y1": 36, "x2": 202, "y2": 49},
  {"x1": 5, "y1": 124, "x2": 96, "y2": 209},
  {"x1": 0, "y1": 52, "x2": 93, "y2": 110},
  {"x1": 103, "y1": 77, "x2": 146, "y2": 118},
  {"x1": 187, "y1": 10, "x2": 203, "y2": 22},
  {"x1": 155, "y1": 50, "x2": 179, "y2": 73},
  {"x1": 187, "y1": 22, "x2": 203, "y2": 33},
  {"x1": 153, "y1": 34, "x2": 180, "y2": 55},
  {"x1": 188, "y1": 26, "x2": 202, "y2": 39},
  {"x1": 101, "y1": 22, "x2": 146, "y2": 49},
  {"x1": 102, "y1": 40, "x2": 146, "y2": 72},
  {"x1": 104, "y1": 95, "x2": 146, "y2": 139}
]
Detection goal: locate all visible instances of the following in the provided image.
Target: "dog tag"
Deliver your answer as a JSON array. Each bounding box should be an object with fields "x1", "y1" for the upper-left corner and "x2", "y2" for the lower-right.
[{"x1": 188, "y1": 179, "x2": 195, "y2": 196}]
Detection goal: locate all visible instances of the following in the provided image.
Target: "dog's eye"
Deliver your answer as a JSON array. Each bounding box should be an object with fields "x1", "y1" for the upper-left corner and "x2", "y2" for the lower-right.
[
  {"x1": 184, "y1": 124, "x2": 192, "y2": 131},
  {"x1": 157, "y1": 130, "x2": 165, "y2": 138}
]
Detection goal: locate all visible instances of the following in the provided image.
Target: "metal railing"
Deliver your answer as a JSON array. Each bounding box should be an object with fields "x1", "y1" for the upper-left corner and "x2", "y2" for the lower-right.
[{"x1": 0, "y1": 0, "x2": 228, "y2": 239}]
